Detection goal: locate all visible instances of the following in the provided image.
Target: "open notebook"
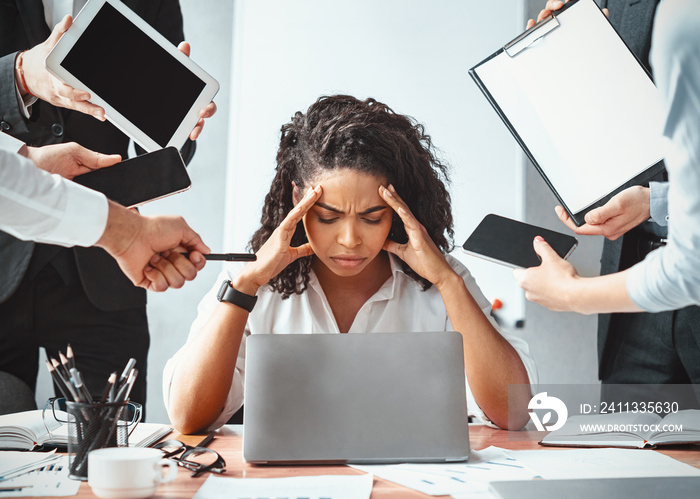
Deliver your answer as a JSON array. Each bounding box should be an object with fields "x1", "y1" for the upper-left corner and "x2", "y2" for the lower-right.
[{"x1": 0, "y1": 410, "x2": 171, "y2": 451}]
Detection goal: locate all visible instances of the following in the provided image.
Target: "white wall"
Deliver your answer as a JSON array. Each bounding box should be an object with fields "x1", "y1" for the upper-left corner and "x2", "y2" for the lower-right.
[{"x1": 226, "y1": 0, "x2": 528, "y2": 326}]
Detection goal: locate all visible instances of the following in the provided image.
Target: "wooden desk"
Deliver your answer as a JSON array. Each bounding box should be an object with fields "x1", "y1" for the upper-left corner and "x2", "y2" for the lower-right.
[{"x1": 71, "y1": 425, "x2": 700, "y2": 498}]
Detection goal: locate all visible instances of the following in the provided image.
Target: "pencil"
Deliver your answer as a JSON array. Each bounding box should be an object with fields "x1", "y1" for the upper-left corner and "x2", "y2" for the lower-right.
[
  {"x1": 45, "y1": 359, "x2": 70, "y2": 400},
  {"x1": 59, "y1": 351, "x2": 71, "y2": 379},
  {"x1": 51, "y1": 357, "x2": 80, "y2": 402},
  {"x1": 100, "y1": 372, "x2": 117, "y2": 403},
  {"x1": 66, "y1": 344, "x2": 76, "y2": 370}
]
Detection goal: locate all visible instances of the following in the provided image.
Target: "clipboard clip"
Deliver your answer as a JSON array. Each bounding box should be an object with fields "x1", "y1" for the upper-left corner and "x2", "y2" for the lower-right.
[{"x1": 504, "y1": 14, "x2": 560, "y2": 57}]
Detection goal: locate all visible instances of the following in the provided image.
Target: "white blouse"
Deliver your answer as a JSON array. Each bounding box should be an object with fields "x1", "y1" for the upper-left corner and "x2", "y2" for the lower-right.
[{"x1": 163, "y1": 254, "x2": 538, "y2": 430}]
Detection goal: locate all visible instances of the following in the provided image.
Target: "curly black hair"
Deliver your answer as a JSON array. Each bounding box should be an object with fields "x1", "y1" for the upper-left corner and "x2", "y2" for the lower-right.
[{"x1": 249, "y1": 95, "x2": 454, "y2": 298}]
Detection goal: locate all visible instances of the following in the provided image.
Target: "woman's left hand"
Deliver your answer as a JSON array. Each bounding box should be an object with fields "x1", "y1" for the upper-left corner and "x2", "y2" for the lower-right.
[{"x1": 379, "y1": 184, "x2": 455, "y2": 287}]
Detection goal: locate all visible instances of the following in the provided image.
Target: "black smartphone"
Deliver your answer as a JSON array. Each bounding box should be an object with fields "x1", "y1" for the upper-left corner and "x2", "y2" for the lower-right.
[
  {"x1": 73, "y1": 147, "x2": 191, "y2": 208},
  {"x1": 462, "y1": 214, "x2": 578, "y2": 269}
]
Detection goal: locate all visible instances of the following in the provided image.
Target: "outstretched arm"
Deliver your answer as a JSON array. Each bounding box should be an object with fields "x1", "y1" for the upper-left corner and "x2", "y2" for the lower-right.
[
  {"x1": 513, "y1": 236, "x2": 641, "y2": 314},
  {"x1": 96, "y1": 202, "x2": 209, "y2": 292}
]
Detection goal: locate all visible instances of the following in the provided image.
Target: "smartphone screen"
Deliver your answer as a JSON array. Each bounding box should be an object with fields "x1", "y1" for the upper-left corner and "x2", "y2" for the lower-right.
[
  {"x1": 73, "y1": 147, "x2": 191, "y2": 208},
  {"x1": 462, "y1": 214, "x2": 577, "y2": 269}
]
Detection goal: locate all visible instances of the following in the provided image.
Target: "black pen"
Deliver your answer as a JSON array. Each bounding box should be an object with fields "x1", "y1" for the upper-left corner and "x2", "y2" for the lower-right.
[
  {"x1": 115, "y1": 369, "x2": 138, "y2": 404},
  {"x1": 181, "y1": 252, "x2": 256, "y2": 262},
  {"x1": 196, "y1": 432, "x2": 216, "y2": 448},
  {"x1": 118, "y1": 358, "x2": 137, "y2": 387},
  {"x1": 71, "y1": 368, "x2": 93, "y2": 404}
]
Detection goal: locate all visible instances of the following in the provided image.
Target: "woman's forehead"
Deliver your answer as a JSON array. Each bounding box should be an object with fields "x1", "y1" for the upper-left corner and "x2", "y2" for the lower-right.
[
  {"x1": 309, "y1": 168, "x2": 387, "y2": 188},
  {"x1": 310, "y1": 169, "x2": 388, "y2": 209}
]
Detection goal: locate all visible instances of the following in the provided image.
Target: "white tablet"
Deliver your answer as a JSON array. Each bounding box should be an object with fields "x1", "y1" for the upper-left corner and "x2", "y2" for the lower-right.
[{"x1": 45, "y1": 0, "x2": 219, "y2": 152}]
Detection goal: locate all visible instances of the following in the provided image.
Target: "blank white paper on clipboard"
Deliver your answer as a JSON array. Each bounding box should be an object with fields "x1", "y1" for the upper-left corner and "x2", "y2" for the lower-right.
[{"x1": 470, "y1": 0, "x2": 665, "y2": 225}]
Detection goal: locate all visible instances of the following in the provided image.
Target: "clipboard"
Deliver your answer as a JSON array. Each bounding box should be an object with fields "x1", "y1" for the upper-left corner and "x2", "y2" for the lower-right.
[{"x1": 469, "y1": 0, "x2": 665, "y2": 226}]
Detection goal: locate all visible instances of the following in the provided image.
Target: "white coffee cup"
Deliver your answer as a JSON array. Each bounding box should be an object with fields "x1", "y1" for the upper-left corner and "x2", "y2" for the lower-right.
[{"x1": 88, "y1": 447, "x2": 177, "y2": 499}]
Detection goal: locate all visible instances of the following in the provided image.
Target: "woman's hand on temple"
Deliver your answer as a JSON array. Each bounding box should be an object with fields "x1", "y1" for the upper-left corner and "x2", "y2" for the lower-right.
[
  {"x1": 239, "y1": 186, "x2": 322, "y2": 291},
  {"x1": 379, "y1": 184, "x2": 455, "y2": 288}
]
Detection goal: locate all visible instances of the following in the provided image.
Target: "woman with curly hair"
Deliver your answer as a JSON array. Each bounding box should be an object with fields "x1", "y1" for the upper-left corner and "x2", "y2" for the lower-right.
[{"x1": 163, "y1": 95, "x2": 536, "y2": 433}]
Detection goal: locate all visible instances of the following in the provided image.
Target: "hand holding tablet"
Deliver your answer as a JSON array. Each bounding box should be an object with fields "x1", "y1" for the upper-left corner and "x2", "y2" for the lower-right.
[
  {"x1": 44, "y1": 0, "x2": 219, "y2": 151},
  {"x1": 175, "y1": 41, "x2": 218, "y2": 141},
  {"x1": 18, "y1": 15, "x2": 106, "y2": 120}
]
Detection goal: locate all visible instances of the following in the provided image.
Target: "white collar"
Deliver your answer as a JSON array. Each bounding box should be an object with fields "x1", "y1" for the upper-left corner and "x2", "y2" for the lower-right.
[{"x1": 306, "y1": 253, "x2": 416, "y2": 304}]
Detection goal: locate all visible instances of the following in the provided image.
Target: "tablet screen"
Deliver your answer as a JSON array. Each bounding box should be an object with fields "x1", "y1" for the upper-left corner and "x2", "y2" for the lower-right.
[{"x1": 60, "y1": 2, "x2": 206, "y2": 147}]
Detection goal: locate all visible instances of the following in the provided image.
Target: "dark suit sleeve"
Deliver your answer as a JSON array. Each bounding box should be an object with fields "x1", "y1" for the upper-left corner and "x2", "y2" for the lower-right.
[{"x1": 0, "y1": 52, "x2": 32, "y2": 136}]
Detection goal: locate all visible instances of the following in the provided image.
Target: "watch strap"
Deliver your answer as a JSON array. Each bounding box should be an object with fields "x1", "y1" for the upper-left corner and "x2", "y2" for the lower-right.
[{"x1": 217, "y1": 280, "x2": 257, "y2": 312}]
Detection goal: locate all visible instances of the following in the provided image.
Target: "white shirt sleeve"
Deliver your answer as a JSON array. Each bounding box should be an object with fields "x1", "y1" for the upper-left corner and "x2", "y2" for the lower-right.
[
  {"x1": 648, "y1": 181, "x2": 669, "y2": 226},
  {"x1": 0, "y1": 131, "x2": 26, "y2": 152},
  {"x1": 0, "y1": 147, "x2": 109, "y2": 247},
  {"x1": 626, "y1": 0, "x2": 700, "y2": 312}
]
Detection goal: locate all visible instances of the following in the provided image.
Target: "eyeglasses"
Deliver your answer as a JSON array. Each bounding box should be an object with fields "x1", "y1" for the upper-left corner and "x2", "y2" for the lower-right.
[
  {"x1": 153, "y1": 439, "x2": 226, "y2": 477},
  {"x1": 42, "y1": 397, "x2": 142, "y2": 441}
]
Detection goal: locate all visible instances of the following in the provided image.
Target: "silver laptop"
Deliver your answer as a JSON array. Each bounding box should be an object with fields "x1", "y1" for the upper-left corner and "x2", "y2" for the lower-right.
[
  {"x1": 243, "y1": 331, "x2": 470, "y2": 464},
  {"x1": 490, "y1": 477, "x2": 700, "y2": 499}
]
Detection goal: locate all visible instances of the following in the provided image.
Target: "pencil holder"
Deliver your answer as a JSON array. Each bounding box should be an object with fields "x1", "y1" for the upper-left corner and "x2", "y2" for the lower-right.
[{"x1": 66, "y1": 400, "x2": 142, "y2": 480}]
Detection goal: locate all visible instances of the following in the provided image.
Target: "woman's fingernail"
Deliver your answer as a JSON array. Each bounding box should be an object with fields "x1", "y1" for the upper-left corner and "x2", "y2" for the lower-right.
[
  {"x1": 534, "y1": 236, "x2": 544, "y2": 243},
  {"x1": 150, "y1": 255, "x2": 161, "y2": 265},
  {"x1": 389, "y1": 184, "x2": 396, "y2": 193}
]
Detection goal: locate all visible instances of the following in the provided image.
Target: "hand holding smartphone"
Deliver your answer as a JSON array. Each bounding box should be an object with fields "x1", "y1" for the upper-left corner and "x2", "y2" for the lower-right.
[
  {"x1": 73, "y1": 147, "x2": 191, "y2": 208},
  {"x1": 462, "y1": 214, "x2": 577, "y2": 269}
]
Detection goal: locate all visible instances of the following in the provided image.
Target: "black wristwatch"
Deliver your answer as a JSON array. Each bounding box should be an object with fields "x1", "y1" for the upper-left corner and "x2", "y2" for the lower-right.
[{"x1": 217, "y1": 280, "x2": 257, "y2": 313}]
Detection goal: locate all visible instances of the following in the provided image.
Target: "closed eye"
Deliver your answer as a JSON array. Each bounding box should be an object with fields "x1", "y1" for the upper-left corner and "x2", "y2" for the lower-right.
[
  {"x1": 317, "y1": 216, "x2": 339, "y2": 224},
  {"x1": 362, "y1": 217, "x2": 382, "y2": 225}
]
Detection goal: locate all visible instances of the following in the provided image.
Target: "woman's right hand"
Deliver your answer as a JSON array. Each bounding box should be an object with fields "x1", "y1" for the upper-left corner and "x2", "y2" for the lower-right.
[{"x1": 235, "y1": 186, "x2": 322, "y2": 292}]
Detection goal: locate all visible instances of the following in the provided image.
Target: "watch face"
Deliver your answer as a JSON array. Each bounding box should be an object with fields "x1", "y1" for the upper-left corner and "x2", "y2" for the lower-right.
[{"x1": 217, "y1": 280, "x2": 231, "y2": 301}]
